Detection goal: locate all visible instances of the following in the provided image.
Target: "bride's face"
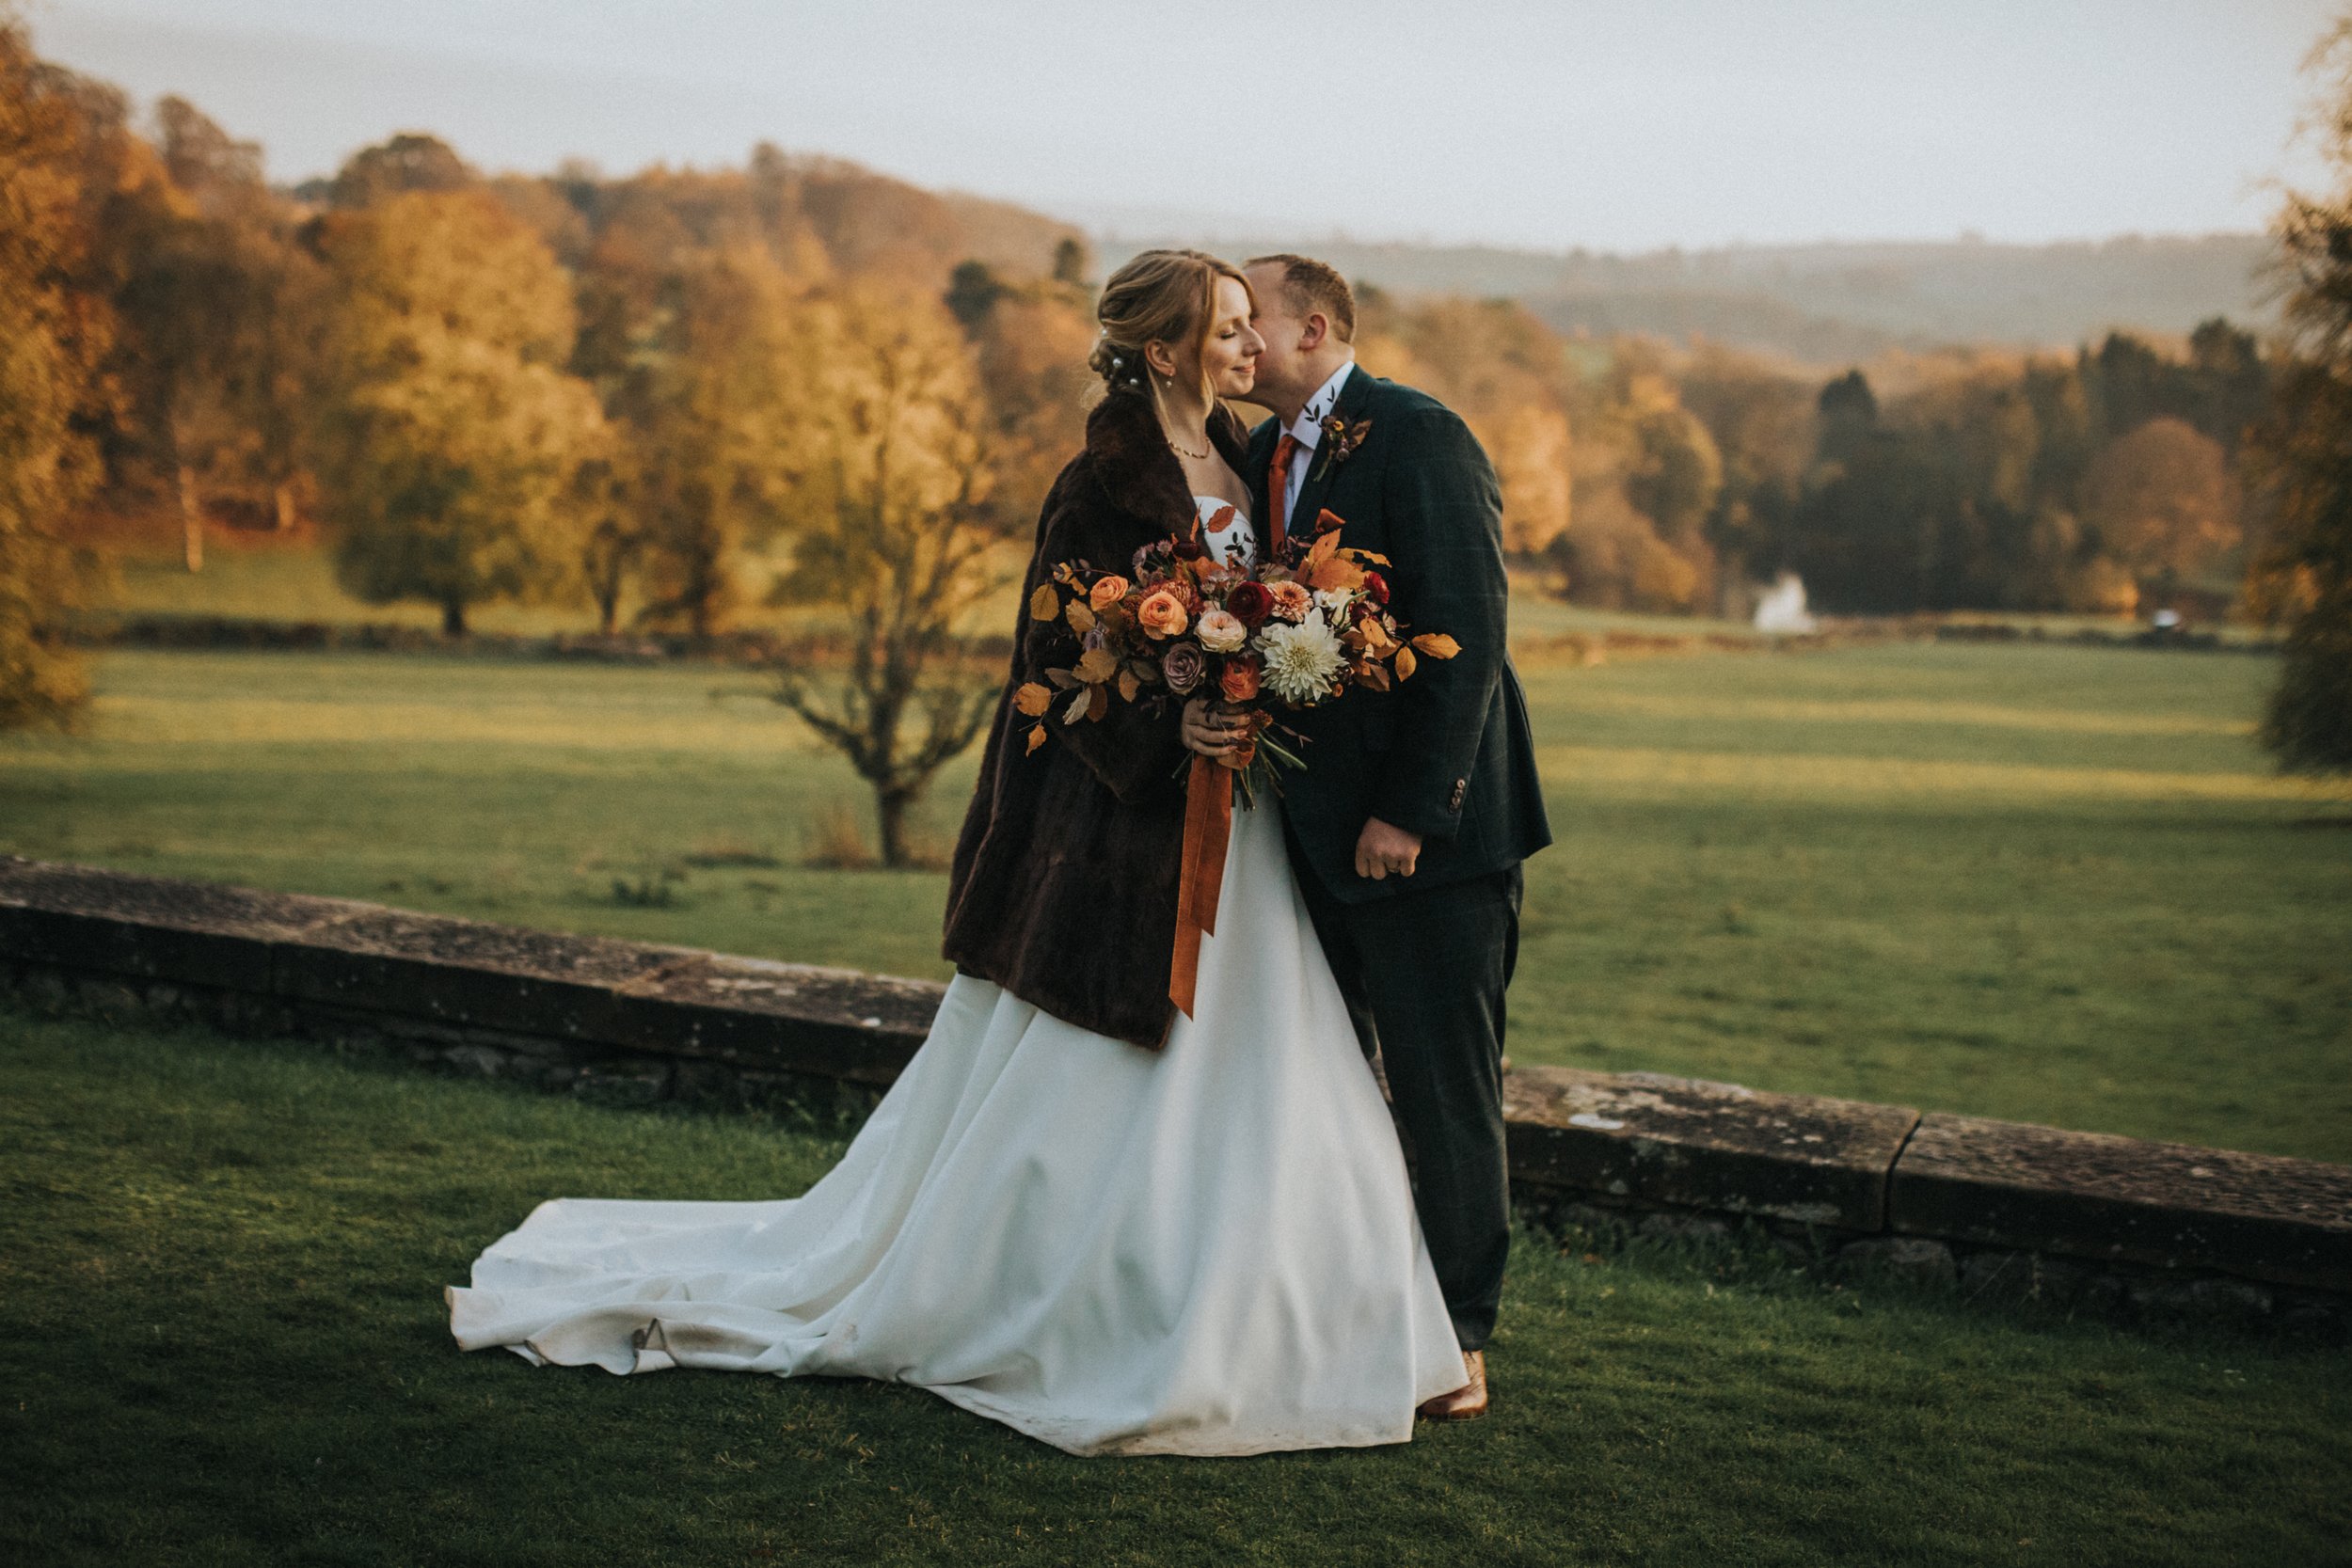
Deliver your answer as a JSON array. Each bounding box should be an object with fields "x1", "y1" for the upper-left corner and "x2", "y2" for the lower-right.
[{"x1": 1159, "y1": 276, "x2": 1262, "y2": 402}]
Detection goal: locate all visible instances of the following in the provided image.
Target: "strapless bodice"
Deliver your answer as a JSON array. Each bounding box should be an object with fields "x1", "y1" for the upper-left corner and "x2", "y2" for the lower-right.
[{"x1": 1195, "y1": 495, "x2": 1256, "y2": 569}]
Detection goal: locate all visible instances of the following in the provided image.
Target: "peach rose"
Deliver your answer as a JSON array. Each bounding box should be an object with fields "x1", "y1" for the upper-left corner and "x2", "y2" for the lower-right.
[
  {"x1": 1137, "y1": 588, "x2": 1189, "y2": 640},
  {"x1": 1195, "y1": 609, "x2": 1247, "y2": 653},
  {"x1": 1089, "y1": 574, "x2": 1131, "y2": 613},
  {"x1": 1219, "y1": 655, "x2": 1262, "y2": 703}
]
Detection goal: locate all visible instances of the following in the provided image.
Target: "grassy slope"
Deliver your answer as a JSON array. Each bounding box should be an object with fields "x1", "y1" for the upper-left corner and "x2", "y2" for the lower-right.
[
  {"x1": 1, "y1": 1007, "x2": 2344, "y2": 1568},
  {"x1": 2, "y1": 639, "x2": 2346, "y2": 1162}
]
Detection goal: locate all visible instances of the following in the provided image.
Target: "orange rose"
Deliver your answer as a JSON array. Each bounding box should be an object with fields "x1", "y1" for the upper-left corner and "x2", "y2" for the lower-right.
[
  {"x1": 1219, "y1": 655, "x2": 1262, "y2": 703},
  {"x1": 1089, "y1": 574, "x2": 1131, "y2": 613},
  {"x1": 1137, "y1": 588, "x2": 1189, "y2": 640}
]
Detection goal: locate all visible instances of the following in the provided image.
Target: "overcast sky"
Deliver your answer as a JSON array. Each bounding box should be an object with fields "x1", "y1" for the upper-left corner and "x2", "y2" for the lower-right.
[{"x1": 23, "y1": 0, "x2": 2340, "y2": 251}]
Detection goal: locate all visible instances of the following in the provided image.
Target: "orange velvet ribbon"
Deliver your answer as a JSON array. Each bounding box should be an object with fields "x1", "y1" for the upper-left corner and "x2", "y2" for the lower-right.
[{"x1": 1168, "y1": 752, "x2": 1234, "y2": 1018}]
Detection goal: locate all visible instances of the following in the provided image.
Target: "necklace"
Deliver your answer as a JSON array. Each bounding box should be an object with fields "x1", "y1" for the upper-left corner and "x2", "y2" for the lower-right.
[{"x1": 1166, "y1": 433, "x2": 1211, "y2": 461}]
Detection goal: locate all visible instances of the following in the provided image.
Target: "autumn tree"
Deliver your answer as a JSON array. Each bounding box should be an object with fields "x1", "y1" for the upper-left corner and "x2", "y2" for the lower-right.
[
  {"x1": 12, "y1": 55, "x2": 173, "y2": 510},
  {"x1": 1770, "y1": 346, "x2": 2254, "y2": 616},
  {"x1": 1487, "y1": 403, "x2": 1573, "y2": 556},
  {"x1": 2251, "y1": 16, "x2": 2352, "y2": 772},
  {"x1": 1551, "y1": 351, "x2": 1722, "y2": 611},
  {"x1": 313, "y1": 185, "x2": 604, "y2": 635},
  {"x1": 574, "y1": 451, "x2": 644, "y2": 638},
  {"x1": 114, "y1": 97, "x2": 323, "y2": 568},
  {"x1": 1358, "y1": 294, "x2": 1578, "y2": 559},
  {"x1": 628, "y1": 245, "x2": 820, "y2": 640},
  {"x1": 771, "y1": 288, "x2": 1008, "y2": 867},
  {"x1": 944, "y1": 259, "x2": 1009, "y2": 329},
  {"x1": 1621, "y1": 376, "x2": 1724, "y2": 580},
  {"x1": 952, "y1": 268, "x2": 1096, "y2": 531},
  {"x1": 2081, "y1": 417, "x2": 2238, "y2": 594},
  {"x1": 0, "y1": 17, "x2": 110, "y2": 729},
  {"x1": 327, "y1": 132, "x2": 474, "y2": 210},
  {"x1": 1677, "y1": 343, "x2": 1815, "y2": 585},
  {"x1": 2185, "y1": 319, "x2": 2272, "y2": 454},
  {"x1": 1786, "y1": 369, "x2": 1943, "y2": 613}
]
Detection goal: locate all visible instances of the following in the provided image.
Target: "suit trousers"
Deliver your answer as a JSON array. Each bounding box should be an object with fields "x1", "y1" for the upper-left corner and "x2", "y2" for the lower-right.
[{"x1": 1293, "y1": 852, "x2": 1523, "y2": 1352}]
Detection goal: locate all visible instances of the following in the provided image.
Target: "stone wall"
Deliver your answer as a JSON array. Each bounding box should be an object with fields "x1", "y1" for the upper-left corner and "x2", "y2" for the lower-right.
[{"x1": 4, "y1": 854, "x2": 2344, "y2": 1339}]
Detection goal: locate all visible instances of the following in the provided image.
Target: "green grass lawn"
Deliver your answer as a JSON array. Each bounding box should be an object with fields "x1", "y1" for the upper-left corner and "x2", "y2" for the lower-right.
[
  {"x1": 2, "y1": 638, "x2": 2347, "y2": 1162},
  {"x1": 95, "y1": 530, "x2": 1017, "y2": 641},
  {"x1": 2, "y1": 1006, "x2": 2344, "y2": 1568}
]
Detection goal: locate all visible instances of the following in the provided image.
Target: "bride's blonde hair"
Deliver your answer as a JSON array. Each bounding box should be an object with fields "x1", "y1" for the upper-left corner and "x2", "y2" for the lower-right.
[{"x1": 1089, "y1": 248, "x2": 1253, "y2": 409}]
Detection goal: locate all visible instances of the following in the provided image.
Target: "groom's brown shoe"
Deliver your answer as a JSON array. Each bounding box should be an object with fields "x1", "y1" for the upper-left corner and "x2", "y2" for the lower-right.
[{"x1": 1417, "y1": 1350, "x2": 1488, "y2": 1421}]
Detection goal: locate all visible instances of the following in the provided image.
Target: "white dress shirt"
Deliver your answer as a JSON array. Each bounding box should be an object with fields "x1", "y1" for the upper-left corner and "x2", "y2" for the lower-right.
[{"x1": 1277, "y1": 359, "x2": 1357, "y2": 523}]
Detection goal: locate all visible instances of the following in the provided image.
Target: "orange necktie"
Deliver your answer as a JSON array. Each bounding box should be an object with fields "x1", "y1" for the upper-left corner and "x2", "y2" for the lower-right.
[{"x1": 1266, "y1": 433, "x2": 1301, "y2": 559}]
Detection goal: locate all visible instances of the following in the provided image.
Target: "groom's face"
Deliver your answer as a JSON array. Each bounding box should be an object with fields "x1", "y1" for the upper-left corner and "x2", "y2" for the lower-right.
[{"x1": 1244, "y1": 263, "x2": 1311, "y2": 403}]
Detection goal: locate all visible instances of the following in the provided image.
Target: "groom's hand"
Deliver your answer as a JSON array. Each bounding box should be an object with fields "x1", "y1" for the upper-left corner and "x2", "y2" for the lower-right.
[{"x1": 1354, "y1": 817, "x2": 1422, "y2": 879}]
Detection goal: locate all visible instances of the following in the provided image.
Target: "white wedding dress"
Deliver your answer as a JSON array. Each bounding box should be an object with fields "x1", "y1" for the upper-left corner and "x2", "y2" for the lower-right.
[{"x1": 444, "y1": 499, "x2": 1467, "y2": 1456}]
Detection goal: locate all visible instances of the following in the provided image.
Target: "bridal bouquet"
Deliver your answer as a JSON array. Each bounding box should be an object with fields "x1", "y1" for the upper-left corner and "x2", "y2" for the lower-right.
[
  {"x1": 1011, "y1": 507, "x2": 1457, "y2": 801},
  {"x1": 1013, "y1": 507, "x2": 1460, "y2": 1018}
]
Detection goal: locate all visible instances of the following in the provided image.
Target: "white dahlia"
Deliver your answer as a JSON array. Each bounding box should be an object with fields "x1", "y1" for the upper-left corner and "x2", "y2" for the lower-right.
[{"x1": 1257, "y1": 615, "x2": 1346, "y2": 705}]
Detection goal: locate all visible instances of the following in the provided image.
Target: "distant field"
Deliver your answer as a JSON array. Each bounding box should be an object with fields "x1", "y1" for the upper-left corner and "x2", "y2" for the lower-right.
[
  {"x1": 101, "y1": 532, "x2": 741, "y2": 637},
  {"x1": 4, "y1": 637, "x2": 2346, "y2": 1162},
  {"x1": 102, "y1": 531, "x2": 1781, "y2": 643}
]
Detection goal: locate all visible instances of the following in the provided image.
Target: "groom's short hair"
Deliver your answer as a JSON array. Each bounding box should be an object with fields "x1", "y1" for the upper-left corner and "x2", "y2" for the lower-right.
[{"x1": 1247, "y1": 253, "x2": 1356, "y2": 344}]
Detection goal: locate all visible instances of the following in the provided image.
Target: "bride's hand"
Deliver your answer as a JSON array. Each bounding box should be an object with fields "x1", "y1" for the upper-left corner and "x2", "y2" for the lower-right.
[{"x1": 1181, "y1": 698, "x2": 1248, "y2": 758}]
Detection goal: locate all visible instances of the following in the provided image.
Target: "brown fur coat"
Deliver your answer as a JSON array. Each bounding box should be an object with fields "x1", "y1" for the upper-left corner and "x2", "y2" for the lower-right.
[{"x1": 941, "y1": 387, "x2": 1251, "y2": 1049}]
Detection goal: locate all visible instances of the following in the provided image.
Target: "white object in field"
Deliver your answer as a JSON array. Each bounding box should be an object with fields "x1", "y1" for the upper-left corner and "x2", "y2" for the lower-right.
[{"x1": 1754, "y1": 572, "x2": 1819, "y2": 634}]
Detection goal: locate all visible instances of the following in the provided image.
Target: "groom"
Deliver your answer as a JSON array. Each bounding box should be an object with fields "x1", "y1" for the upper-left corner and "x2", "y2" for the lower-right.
[{"x1": 1241, "y1": 254, "x2": 1551, "y2": 1420}]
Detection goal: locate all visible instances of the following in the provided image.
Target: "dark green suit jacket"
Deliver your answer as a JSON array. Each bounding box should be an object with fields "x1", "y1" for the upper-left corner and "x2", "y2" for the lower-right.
[{"x1": 1246, "y1": 368, "x2": 1551, "y2": 905}]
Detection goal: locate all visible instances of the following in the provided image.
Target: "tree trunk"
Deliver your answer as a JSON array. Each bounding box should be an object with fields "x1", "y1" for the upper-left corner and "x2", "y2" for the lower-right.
[
  {"x1": 875, "y1": 788, "x2": 913, "y2": 869},
  {"x1": 597, "y1": 591, "x2": 619, "y2": 639},
  {"x1": 178, "y1": 465, "x2": 203, "y2": 573},
  {"x1": 442, "y1": 600, "x2": 469, "y2": 638}
]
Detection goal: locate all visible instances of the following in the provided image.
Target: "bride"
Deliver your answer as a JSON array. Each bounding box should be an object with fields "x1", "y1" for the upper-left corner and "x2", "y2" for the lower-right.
[{"x1": 445, "y1": 250, "x2": 1472, "y2": 1456}]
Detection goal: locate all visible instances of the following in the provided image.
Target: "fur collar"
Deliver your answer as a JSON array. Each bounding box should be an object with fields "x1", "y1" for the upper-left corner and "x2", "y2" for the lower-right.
[{"x1": 1083, "y1": 388, "x2": 1253, "y2": 531}]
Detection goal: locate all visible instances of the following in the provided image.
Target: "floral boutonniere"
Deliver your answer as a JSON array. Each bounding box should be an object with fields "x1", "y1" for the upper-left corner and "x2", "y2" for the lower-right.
[{"x1": 1311, "y1": 415, "x2": 1372, "y2": 482}]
